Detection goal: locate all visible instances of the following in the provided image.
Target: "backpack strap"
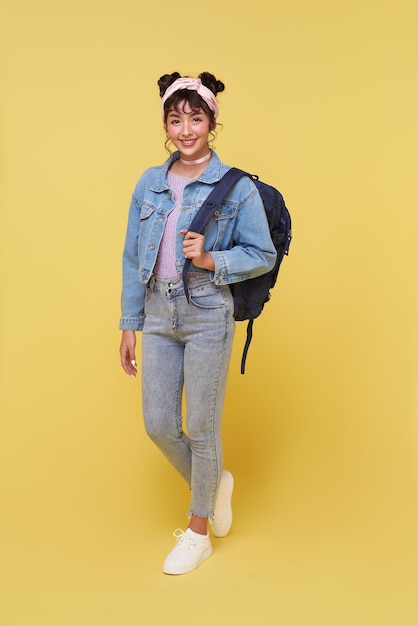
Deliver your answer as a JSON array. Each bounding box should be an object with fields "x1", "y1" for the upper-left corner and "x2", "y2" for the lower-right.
[
  {"x1": 181, "y1": 167, "x2": 259, "y2": 375},
  {"x1": 241, "y1": 319, "x2": 253, "y2": 375},
  {"x1": 182, "y1": 167, "x2": 249, "y2": 299}
]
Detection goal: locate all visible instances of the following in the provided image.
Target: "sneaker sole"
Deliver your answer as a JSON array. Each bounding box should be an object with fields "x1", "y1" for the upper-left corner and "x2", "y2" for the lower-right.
[
  {"x1": 162, "y1": 543, "x2": 213, "y2": 575},
  {"x1": 211, "y1": 470, "x2": 234, "y2": 538}
]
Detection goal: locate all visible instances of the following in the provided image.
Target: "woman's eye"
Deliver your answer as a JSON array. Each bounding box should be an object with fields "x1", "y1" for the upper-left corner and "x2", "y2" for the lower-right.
[{"x1": 192, "y1": 117, "x2": 202, "y2": 123}]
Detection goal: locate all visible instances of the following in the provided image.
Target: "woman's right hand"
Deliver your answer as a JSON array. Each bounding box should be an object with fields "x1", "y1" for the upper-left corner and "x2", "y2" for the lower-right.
[{"x1": 120, "y1": 330, "x2": 137, "y2": 377}]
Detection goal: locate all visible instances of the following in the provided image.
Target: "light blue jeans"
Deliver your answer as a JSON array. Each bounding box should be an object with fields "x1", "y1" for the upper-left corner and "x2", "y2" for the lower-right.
[{"x1": 141, "y1": 274, "x2": 235, "y2": 519}]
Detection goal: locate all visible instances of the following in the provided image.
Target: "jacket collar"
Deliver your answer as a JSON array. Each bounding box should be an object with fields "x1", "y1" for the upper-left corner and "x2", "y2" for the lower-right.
[{"x1": 150, "y1": 150, "x2": 226, "y2": 192}]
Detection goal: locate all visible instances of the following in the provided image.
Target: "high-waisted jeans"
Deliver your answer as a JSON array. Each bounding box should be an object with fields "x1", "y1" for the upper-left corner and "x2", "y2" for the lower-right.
[{"x1": 141, "y1": 274, "x2": 235, "y2": 519}]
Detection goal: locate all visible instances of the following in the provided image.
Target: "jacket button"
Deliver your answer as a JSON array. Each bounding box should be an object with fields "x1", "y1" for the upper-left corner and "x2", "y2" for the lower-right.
[
  {"x1": 150, "y1": 244, "x2": 155, "y2": 250},
  {"x1": 217, "y1": 276, "x2": 222, "y2": 282},
  {"x1": 214, "y1": 210, "x2": 220, "y2": 216}
]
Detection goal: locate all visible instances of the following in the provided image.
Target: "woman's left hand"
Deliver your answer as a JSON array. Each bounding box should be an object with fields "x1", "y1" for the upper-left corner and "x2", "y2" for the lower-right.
[{"x1": 181, "y1": 230, "x2": 215, "y2": 271}]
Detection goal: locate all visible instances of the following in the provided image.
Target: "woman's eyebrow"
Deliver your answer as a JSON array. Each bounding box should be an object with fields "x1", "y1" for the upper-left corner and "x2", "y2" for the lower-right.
[{"x1": 167, "y1": 110, "x2": 202, "y2": 118}]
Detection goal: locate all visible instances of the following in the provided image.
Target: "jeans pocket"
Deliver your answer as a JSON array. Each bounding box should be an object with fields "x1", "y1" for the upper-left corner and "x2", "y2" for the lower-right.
[{"x1": 189, "y1": 283, "x2": 228, "y2": 309}]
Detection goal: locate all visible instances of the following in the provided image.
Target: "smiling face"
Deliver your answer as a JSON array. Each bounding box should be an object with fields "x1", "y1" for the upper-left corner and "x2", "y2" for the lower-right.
[{"x1": 166, "y1": 101, "x2": 212, "y2": 162}]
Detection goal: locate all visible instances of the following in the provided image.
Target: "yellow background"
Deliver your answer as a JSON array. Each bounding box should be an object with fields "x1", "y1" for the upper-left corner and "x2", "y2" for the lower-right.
[{"x1": 1, "y1": 1, "x2": 417, "y2": 624}]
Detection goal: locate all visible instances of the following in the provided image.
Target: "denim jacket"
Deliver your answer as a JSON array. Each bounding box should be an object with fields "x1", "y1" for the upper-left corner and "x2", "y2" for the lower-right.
[{"x1": 120, "y1": 150, "x2": 277, "y2": 330}]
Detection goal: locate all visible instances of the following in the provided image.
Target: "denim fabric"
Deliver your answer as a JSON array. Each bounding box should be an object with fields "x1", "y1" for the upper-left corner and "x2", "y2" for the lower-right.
[
  {"x1": 120, "y1": 150, "x2": 277, "y2": 330},
  {"x1": 141, "y1": 274, "x2": 235, "y2": 519}
]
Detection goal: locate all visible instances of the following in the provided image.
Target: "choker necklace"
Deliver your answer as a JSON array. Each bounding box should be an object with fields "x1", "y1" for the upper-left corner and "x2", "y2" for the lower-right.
[{"x1": 180, "y1": 152, "x2": 211, "y2": 166}]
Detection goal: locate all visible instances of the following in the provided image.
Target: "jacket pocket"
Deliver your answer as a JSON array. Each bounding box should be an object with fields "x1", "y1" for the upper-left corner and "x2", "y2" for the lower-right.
[
  {"x1": 213, "y1": 200, "x2": 239, "y2": 220},
  {"x1": 138, "y1": 201, "x2": 157, "y2": 220},
  {"x1": 209, "y1": 200, "x2": 239, "y2": 250}
]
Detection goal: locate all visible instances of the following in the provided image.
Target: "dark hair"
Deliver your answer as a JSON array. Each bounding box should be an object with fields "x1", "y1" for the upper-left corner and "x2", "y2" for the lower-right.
[{"x1": 158, "y1": 72, "x2": 225, "y2": 131}]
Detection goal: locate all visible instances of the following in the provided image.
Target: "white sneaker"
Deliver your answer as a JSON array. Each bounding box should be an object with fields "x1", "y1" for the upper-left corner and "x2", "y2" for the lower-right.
[
  {"x1": 211, "y1": 470, "x2": 234, "y2": 537},
  {"x1": 162, "y1": 528, "x2": 212, "y2": 575}
]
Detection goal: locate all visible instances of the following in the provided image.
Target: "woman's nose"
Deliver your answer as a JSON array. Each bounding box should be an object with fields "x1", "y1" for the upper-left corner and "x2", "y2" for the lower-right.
[{"x1": 181, "y1": 122, "x2": 192, "y2": 136}]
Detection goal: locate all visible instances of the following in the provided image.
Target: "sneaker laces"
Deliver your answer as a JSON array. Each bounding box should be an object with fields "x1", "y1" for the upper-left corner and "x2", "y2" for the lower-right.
[{"x1": 172, "y1": 528, "x2": 197, "y2": 552}]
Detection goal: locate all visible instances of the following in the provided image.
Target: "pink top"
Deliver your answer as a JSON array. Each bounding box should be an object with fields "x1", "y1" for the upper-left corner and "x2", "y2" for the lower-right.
[{"x1": 154, "y1": 172, "x2": 194, "y2": 278}]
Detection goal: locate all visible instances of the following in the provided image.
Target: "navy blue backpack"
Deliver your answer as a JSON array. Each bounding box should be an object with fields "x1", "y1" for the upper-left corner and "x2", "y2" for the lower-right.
[{"x1": 183, "y1": 167, "x2": 292, "y2": 374}]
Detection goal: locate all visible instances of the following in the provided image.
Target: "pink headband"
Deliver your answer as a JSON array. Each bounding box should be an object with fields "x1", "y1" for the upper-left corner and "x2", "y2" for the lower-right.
[{"x1": 161, "y1": 77, "x2": 219, "y2": 121}]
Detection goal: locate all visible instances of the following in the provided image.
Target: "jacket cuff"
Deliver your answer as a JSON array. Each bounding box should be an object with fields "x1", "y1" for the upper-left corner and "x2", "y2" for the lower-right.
[
  {"x1": 210, "y1": 251, "x2": 228, "y2": 284},
  {"x1": 119, "y1": 316, "x2": 144, "y2": 331}
]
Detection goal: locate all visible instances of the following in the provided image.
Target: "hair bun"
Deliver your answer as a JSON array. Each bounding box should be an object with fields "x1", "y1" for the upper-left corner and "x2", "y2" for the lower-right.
[
  {"x1": 157, "y1": 71, "x2": 225, "y2": 98},
  {"x1": 198, "y1": 72, "x2": 225, "y2": 96},
  {"x1": 157, "y1": 72, "x2": 181, "y2": 97}
]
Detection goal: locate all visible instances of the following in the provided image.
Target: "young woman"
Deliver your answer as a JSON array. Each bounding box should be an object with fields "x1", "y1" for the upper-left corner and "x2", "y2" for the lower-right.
[{"x1": 119, "y1": 72, "x2": 276, "y2": 575}]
